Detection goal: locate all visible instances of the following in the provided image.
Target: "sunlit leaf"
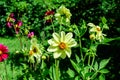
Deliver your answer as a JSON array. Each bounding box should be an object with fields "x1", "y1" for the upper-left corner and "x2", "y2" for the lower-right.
[
  {"x1": 99, "y1": 58, "x2": 110, "y2": 70},
  {"x1": 94, "y1": 61, "x2": 98, "y2": 71},
  {"x1": 99, "y1": 74, "x2": 105, "y2": 80},
  {"x1": 67, "y1": 68, "x2": 75, "y2": 78},
  {"x1": 99, "y1": 69, "x2": 109, "y2": 74},
  {"x1": 70, "y1": 59, "x2": 80, "y2": 73}
]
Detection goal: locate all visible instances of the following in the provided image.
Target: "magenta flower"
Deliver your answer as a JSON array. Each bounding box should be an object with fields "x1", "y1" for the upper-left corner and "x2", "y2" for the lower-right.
[
  {"x1": 14, "y1": 20, "x2": 22, "y2": 34},
  {"x1": 17, "y1": 20, "x2": 22, "y2": 27},
  {"x1": 6, "y1": 22, "x2": 13, "y2": 28},
  {"x1": 9, "y1": 13, "x2": 15, "y2": 18},
  {"x1": 0, "y1": 44, "x2": 9, "y2": 62},
  {"x1": 28, "y1": 32, "x2": 34, "y2": 38}
]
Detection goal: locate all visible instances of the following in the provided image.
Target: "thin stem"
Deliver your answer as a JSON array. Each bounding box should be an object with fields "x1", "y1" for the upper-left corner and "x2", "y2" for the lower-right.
[
  {"x1": 0, "y1": 74, "x2": 3, "y2": 80},
  {"x1": 91, "y1": 56, "x2": 95, "y2": 67},
  {"x1": 18, "y1": 36, "x2": 23, "y2": 49},
  {"x1": 4, "y1": 61, "x2": 8, "y2": 80},
  {"x1": 88, "y1": 56, "x2": 91, "y2": 66},
  {"x1": 79, "y1": 36, "x2": 84, "y2": 62},
  {"x1": 55, "y1": 59, "x2": 59, "y2": 80},
  {"x1": 51, "y1": 20, "x2": 55, "y2": 32},
  {"x1": 83, "y1": 53, "x2": 87, "y2": 62}
]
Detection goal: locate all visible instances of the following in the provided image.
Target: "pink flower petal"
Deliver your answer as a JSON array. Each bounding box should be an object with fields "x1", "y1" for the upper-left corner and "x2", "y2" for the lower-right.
[
  {"x1": 1, "y1": 53, "x2": 9, "y2": 60},
  {"x1": 17, "y1": 20, "x2": 22, "y2": 27},
  {"x1": 0, "y1": 56, "x2": 3, "y2": 62}
]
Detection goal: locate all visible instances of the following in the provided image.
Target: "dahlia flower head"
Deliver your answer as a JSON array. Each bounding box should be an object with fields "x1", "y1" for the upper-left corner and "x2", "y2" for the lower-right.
[
  {"x1": 0, "y1": 44, "x2": 9, "y2": 62},
  {"x1": 47, "y1": 31, "x2": 77, "y2": 59},
  {"x1": 55, "y1": 5, "x2": 72, "y2": 23}
]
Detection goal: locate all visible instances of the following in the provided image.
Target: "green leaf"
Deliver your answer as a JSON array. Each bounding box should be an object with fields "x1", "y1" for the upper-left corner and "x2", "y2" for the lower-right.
[
  {"x1": 73, "y1": 24, "x2": 80, "y2": 36},
  {"x1": 99, "y1": 58, "x2": 110, "y2": 70},
  {"x1": 101, "y1": 17, "x2": 107, "y2": 24},
  {"x1": 80, "y1": 20, "x2": 87, "y2": 37},
  {"x1": 75, "y1": 54, "x2": 81, "y2": 63},
  {"x1": 99, "y1": 74, "x2": 105, "y2": 80},
  {"x1": 75, "y1": 76, "x2": 79, "y2": 80},
  {"x1": 67, "y1": 68, "x2": 75, "y2": 78},
  {"x1": 99, "y1": 69, "x2": 109, "y2": 74},
  {"x1": 94, "y1": 62, "x2": 98, "y2": 71},
  {"x1": 70, "y1": 59, "x2": 80, "y2": 73}
]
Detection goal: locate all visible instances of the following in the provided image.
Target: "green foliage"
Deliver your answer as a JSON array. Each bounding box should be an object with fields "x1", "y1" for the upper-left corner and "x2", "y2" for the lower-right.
[{"x1": 0, "y1": 0, "x2": 120, "y2": 80}]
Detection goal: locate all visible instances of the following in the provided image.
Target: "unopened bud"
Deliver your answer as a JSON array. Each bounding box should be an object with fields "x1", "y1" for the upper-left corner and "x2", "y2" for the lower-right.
[
  {"x1": 42, "y1": 55, "x2": 46, "y2": 60},
  {"x1": 89, "y1": 34, "x2": 95, "y2": 40}
]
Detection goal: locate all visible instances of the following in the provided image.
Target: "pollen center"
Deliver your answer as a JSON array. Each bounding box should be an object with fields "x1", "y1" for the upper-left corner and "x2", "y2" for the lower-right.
[
  {"x1": 0, "y1": 50, "x2": 2, "y2": 55},
  {"x1": 29, "y1": 50, "x2": 34, "y2": 55},
  {"x1": 59, "y1": 42, "x2": 66, "y2": 50},
  {"x1": 96, "y1": 27, "x2": 101, "y2": 31}
]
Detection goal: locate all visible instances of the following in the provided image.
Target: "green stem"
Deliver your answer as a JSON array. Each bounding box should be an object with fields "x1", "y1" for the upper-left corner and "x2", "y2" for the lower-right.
[
  {"x1": 83, "y1": 53, "x2": 87, "y2": 62},
  {"x1": 55, "y1": 59, "x2": 59, "y2": 80},
  {"x1": 18, "y1": 36, "x2": 23, "y2": 49},
  {"x1": 91, "y1": 56, "x2": 95, "y2": 67},
  {"x1": 4, "y1": 61, "x2": 8, "y2": 80},
  {"x1": 0, "y1": 74, "x2": 2, "y2": 80},
  {"x1": 88, "y1": 56, "x2": 91, "y2": 66},
  {"x1": 79, "y1": 36, "x2": 84, "y2": 62},
  {"x1": 51, "y1": 20, "x2": 55, "y2": 32}
]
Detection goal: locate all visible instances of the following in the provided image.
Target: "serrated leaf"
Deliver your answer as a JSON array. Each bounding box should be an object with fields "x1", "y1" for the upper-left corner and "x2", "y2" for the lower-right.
[
  {"x1": 67, "y1": 68, "x2": 75, "y2": 78},
  {"x1": 99, "y1": 74, "x2": 105, "y2": 80},
  {"x1": 99, "y1": 69, "x2": 109, "y2": 73},
  {"x1": 70, "y1": 59, "x2": 80, "y2": 73},
  {"x1": 94, "y1": 62, "x2": 98, "y2": 71},
  {"x1": 99, "y1": 58, "x2": 110, "y2": 70}
]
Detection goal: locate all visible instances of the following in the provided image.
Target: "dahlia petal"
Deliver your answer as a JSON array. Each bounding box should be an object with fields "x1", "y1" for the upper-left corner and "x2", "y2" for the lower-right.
[
  {"x1": 47, "y1": 46, "x2": 58, "y2": 52},
  {"x1": 48, "y1": 39, "x2": 59, "y2": 46},
  {"x1": 53, "y1": 33, "x2": 60, "y2": 43},
  {"x1": 60, "y1": 51, "x2": 66, "y2": 59},
  {"x1": 67, "y1": 38, "x2": 77, "y2": 47},
  {"x1": 1, "y1": 53, "x2": 9, "y2": 60},
  {"x1": 53, "y1": 51, "x2": 62, "y2": 59},
  {"x1": 0, "y1": 44, "x2": 8, "y2": 53},
  {"x1": 65, "y1": 32, "x2": 73, "y2": 42},
  {"x1": 0, "y1": 56, "x2": 3, "y2": 62},
  {"x1": 65, "y1": 48, "x2": 71, "y2": 58},
  {"x1": 60, "y1": 31, "x2": 65, "y2": 42},
  {"x1": 87, "y1": 23, "x2": 96, "y2": 27}
]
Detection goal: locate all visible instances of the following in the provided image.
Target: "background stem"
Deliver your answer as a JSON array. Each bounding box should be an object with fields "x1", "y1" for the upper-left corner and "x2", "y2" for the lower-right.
[{"x1": 55, "y1": 59, "x2": 59, "y2": 80}]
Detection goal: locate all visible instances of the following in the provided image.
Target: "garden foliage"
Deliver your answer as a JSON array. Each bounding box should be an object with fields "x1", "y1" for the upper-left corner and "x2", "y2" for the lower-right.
[{"x1": 0, "y1": 0, "x2": 120, "y2": 80}]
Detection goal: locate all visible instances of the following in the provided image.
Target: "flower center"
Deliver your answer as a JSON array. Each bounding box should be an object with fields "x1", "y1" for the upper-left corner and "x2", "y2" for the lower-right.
[
  {"x1": 33, "y1": 47, "x2": 38, "y2": 53},
  {"x1": 96, "y1": 27, "x2": 101, "y2": 31},
  {"x1": 59, "y1": 42, "x2": 66, "y2": 50},
  {"x1": 29, "y1": 50, "x2": 34, "y2": 55},
  {"x1": 0, "y1": 50, "x2": 2, "y2": 55}
]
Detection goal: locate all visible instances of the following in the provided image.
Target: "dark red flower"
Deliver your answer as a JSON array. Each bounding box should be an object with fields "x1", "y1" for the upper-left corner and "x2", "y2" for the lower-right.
[
  {"x1": 0, "y1": 44, "x2": 9, "y2": 62},
  {"x1": 9, "y1": 13, "x2": 15, "y2": 18},
  {"x1": 45, "y1": 10, "x2": 54, "y2": 16}
]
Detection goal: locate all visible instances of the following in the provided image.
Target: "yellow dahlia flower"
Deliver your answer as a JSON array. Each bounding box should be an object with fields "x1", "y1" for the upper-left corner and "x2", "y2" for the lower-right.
[
  {"x1": 87, "y1": 23, "x2": 106, "y2": 42},
  {"x1": 47, "y1": 31, "x2": 77, "y2": 59},
  {"x1": 55, "y1": 5, "x2": 72, "y2": 23},
  {"x1": 29, "y1": 38, "x2": 42, "y2": 63}
]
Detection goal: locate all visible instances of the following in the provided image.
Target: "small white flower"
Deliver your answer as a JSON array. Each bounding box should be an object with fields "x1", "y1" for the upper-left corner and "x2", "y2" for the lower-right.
[
  {"x1": 29, "y1": 40, "x2": 42, "y2": 63},
  {"x1": 88, "y1": 23, "x2": 106, "y2": 42},
  {"x1": 47, "y1": 31, "x2": 77, "y2": 59}
]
